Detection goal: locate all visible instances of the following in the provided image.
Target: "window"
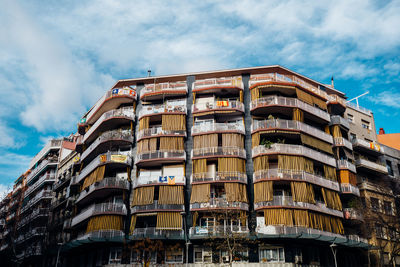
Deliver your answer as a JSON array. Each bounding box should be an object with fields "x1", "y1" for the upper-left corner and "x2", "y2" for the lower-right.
[
  {"x1": 370, "y1": 197, "x2": 380, "y2": 212},
  {"x1": 109, "y1": 248, "x2": 122, "y2": 264},
  {"x1": 165, "y1": 248, "x2": 183, "y2": 263},
  {"x1": 387, "y1": 160, "x2": 394, "y2": 176},
  {"x1": 260, "y1": 247, "x2": 285, "y2": 262},
  {"x1": 361, "y1": 120, "x2": 370, "y2": 129},
  {"x1": 131, "y1": 250, "x2": 156, "y2": 263},
  {"x1": 194, "y1": 248, "x2": 212, "y2": 263},
  {"x1": 350, "y1": 133, "x2": 357, "y2": 141},
  {"x1": 384, "y1": 201, "x2": 393, "y2": 215},
  {"x1": 347, "y1": 114, "x2": 354, "y2": 123}
]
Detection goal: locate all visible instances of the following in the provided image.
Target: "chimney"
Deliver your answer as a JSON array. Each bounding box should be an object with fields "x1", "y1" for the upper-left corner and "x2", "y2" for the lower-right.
[
  {"x1": 147, "y1": 70, "x2": 151, "y2": 77},
  {"x1": 379, "y1": 128, "x2": 385, "y2": 135},
  {"x1": 331, "y1": 76, "x2": 334, "y2": 88}
]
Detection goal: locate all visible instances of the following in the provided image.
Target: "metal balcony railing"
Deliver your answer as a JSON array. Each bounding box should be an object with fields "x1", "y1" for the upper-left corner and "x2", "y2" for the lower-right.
[
  {"x1": 141, "y1": 82, "x2": 187, "y2": 97},
  {"x1": 192, "y1": 100, "x2": 244, "y2": 114},
  {"x1": 333, "y1": 137, "x2": 353, "y2": 150},
  {"x1": 256, "y1": 224, "x2": 344, "y2": 239},
  {"x1": 192, "y1": 146, "x2": 246, "y2": 159},
  {"x1": 135, "y1": 150, "x2": 186, "y2": 163},
  {"x1": 254, "y1": 196, "x2": 343, "y2": 217},
  {"x1": 131, "y1": 200, "x2": 184, "y2": 213},
  {"x1": 28, "y1": 139, "x2": 61, "y2": 170},
  {"x1": 343, "y1": 208, "x2": 364, "y2": 221},
  {"x1": 76, "y1": 229, "x2": 125, "y2": 241},
  {"x1": 191, "y1": 171, "x2": 247, "y2": 184},
  {"x1": 347, "y1": 102, "x2": 372, "y2": 116},
  {"x1": 17, "y1": 208, "x2": 49, "y2": 228},
  {"x1": 253, "y1": 144, "x2": 336, "y2": 167},
  {"x1": 330, "y1": 115, "x2": 350, "y2": 129},
  {"x1": 352, "y1": 138, "x2": 384, "y2": 154},
  {"x1": 253, "y1": 168, "x2": 339, "y2": 191},
  {"x1": 131, "y1": 227, "x2": 184, "y2": 239},
  {"x1": 71, "y1": 202, "x2": 126, "y2": 227},
  {"x1": 336, "y1": 159, "x2": 357, "y2": 173},
  {"x1": 133, "y1": 175, "x2": 185, "y2": 187},
  {"x1": 76, "y1": 178, "x2": 129, "y2": 203},
  {"x1": 252, "y1": 119, "x2": 333, "y2": 144},
  {"x1": 21, "y1": 190, "x2": 52, "y2": 213},
  {"x1": 355, "y1": 158, "x2": 388, "y2": 174},
  {"x1": 17, "y1": 227, "x2": 47, "y2": 243},
  {"x1": 189, "y1": 225, "x2": 249, "y2": 237},
  {"x1": 139, "y1": 103, "x2": 187, "y2": 119},
  {"x1": 137, "y1": 127, "x2": 186, "y2": 140},
  {"x1": 327, "y1": 94, "x2": 347, "y2": 106},
  {"x1": 26, "y1": 158, "x2": 57, "y2": 184},
  {"x1": 190, "y1": 198, "x2": 249, "y2": 211},
  {"x1": 193, "y1": 76, "x2": 244, "y2": 90},
  {"x1": 340, "y1": 183, "x2": 360, "y2": 197},
  {"x1": 250, "y1": 96, "x2": 330, "y2": 122},
  {"x1": 25, "y1": 173, "x2": 56, "y2": 197},
  {"x1": 192, "y1": 121, "x2": 245, "y2": 135}
]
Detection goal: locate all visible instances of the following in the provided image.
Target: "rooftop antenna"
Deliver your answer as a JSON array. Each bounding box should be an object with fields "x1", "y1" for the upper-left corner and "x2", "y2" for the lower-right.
[
  {"x1": 331, "y1": 76, "x2": 334, "y2": 88},
  {"x1": 147, "y1": 69, "x2": 151, "y2": 77},
  {"x1": 346, "y1": 91, "x2": 369, "y2": 108}
]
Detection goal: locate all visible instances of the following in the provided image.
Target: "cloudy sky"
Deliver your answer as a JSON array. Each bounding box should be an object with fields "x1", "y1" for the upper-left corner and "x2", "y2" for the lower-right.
[{"x1": 0, "y1": 0, "x2": 399, "y2": 196}]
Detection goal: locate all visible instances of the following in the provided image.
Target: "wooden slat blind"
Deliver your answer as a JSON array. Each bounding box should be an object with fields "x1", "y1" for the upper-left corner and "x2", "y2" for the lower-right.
[
  {"x1": 156, "y1": 212, "x2": 182, "y2": 230},
  {"x1": 193, "y1": 134, "x2": 218, "y2": 149},
  {"x1": 131, "y1": 186, "x2": 154, "y2": 206},
  {"x1": 86, "y1": 215, "x2": 123, "y2": 233},
  {"x1": 82, "y1": 165, "x2": 105, "y2": 191},
  {"x1": 292, "y1": 108, "x2": 304, "y2": 122},
  {"x1": 158, "y1": 185, "x2": 184, "y2": 205},
  {"x1": 193, "y1": 159, "x2": 207, "y2": 174},
  {"x1": 218, "y1": 158, "x2": 245, "y2": 172},
  {"x1": 130, "y1": 215, "x2": 137, "y2": 234},
  {"x1": 253, "y1": 155, "x2": 269, "y2": 172},
  {"x1": 254, "y1": 181, "x2": 273, "y2": 202},
  {"x1": 321, "y1": 188, "x2": 342, "y2": 211},
  {"x1": 251, "y1": 87, "x2": 259, "y2": 100},
  {"x1": 324, "y1": 165, "x2": 338, "y2": 181},
  {"x1": 137, "y1": 138, "x2": 157, "y2": 153},
  {"x1": 190, "y1": 184, "x2": 210, "y2": 203},
  {"x1": 162, "y1": 115, "x2": 186, "y2": 130},
  {"x1": 291, "y1": 182, "x2": 315, "y2": 204},
  {"x1": 264, "y1": 208, "x2": 293, "y2": 226},
  {"x1": 139, "y1": 117, "x2": 150, "y2": 130},
  {"x1": 159, "y1": 137, "x2": 184, "y2": 150},
  {"x1": 225, "y1": 183, "x2": 248, "y2": 202},
  {"x1": 222, "y1": 133, "x2": 244, "y2": 148},
  {"x1": 301, "y1": 134, "x2": 333, "y2": 154},
  {"x1": 252, "y1": 132, "x2": 260, "y2": 148}
]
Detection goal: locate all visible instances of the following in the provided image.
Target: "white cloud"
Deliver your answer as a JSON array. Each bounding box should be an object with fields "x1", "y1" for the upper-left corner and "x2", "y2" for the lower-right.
[
  {"x1": 0, "y1": 121, "x2": 25, "y2": 149},
  {"x1": 0, "y1": 184, "x2": 12, "y2": 201},
  {"x1": 368, "y1": 91, "x2": 400, "y2": 109}
]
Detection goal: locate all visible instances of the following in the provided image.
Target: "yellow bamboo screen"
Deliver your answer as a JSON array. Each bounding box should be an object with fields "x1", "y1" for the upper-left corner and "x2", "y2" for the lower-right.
[
  {"x1": 324, "y1": 165, "x2": 338, "y2": 181},
  {"x1": 158, "y1": 186, "x2": 184, "y2": 205},
  {"x1": 296, "y1": 88, "x2": 327, "y2": 110},
  {"x1": 225, "y1": 183, "x2": 248, "y2": 202},
  {"x1": 222, "y1": 133, "x2": 244, "y2": 148},
  {"x1": 190, "y1": 184, "x2": 210, "y2": 203},
  {"x1": 332, "y1": 125, "x2": 342, "y2": 138},
  {"x1": 304, "y1": 158, "x2": 314, "y2": 174},
  {"x1": 339, "y1": 170, "x2": 357, "y2": 185},
  {"x1": 218, "y1": 158, "x2": 245, "y2": 173},
  {"x1": 251, "y1": 88, "x2": 259, "y2": 100},
  {"x1": 253, "y1": 156, "x2": 269, "y2": 172},
  {"x1": 159, "y1": 137, "x2": 184, "y2": 150},
  {"x1": 130, "y1": 215, "x2": 137, "y2": 234},
  {"x1": 137, "y1": 138, "x2": 157, "y2": 153},
  {"x1": 86, "y1": 215, "x2": 123, "y2": 233},
  {"x1": 278, "y1": 155, "x2": 313, "y2": 173},
  {"x1": 240, "y1": 210, "x2": 247, "y2": 226},
  {"x1": 321, "y1": 188, "x2": 342, "y2": 210},
  {"x1": 193, "y1": 159, "x2": 207, "y2": 174},
  {"x1": 324, "y1": 125, "x2": 330, "y2": 134},
  {"x1": 239, "y1": 90, "x2": 243, "y2": 102},
  {"x1": 293, "y1": 108, "x2": 304, "y2": 122},
  {"x1": 139, "y1": 117, "x2": 150, "y2": 130},
  {"x1": 252, "y1": 132, "x2": 260, "y2": 148},
  {"x1": 293, "y1": 209, "x2": 309, "y2": 227},
  {"x1": 254, "y1": 181, "x2": 273, "y2": 202},
  {"x1": 264, "y1": 209, "x2": 293, "y2": 226},
  {"x1": 162, "y1": 115, "x2": 186, "y2": 130},
  {"x1": 330, "y1": 217, "x2": 344, "y2": 234},
  {"x1": 131, "y1": 186, "x2": 154, "y2": 206},
  {"x1": 193, "y1": 134, "x2": 218, "y2": 149},
  {"x1": 308, "y1": 212, "x2": 344, "y2": 234},
  {"x1": 291, "y1": 182, "x2": 315, "y2": 204},
  {"x1": 81, "y1": 165, "x2": 105, "y2": 191},
  {"x1": 156, "y1": 212, "x2": 182, "y2": 230},
  {"x1": 192, "y1": 211, "x2": 198, "y2": 227},
  {"x1": 301, "y1": 134, "x2": 333, "y2": 154}
]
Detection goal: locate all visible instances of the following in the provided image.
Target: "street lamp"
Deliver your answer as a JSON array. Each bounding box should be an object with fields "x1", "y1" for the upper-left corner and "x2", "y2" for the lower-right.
[
  {"x1": 330, "y1": 243, "x2": 338, "y2": 267},
  {"x1": 181, "y1": 211, "x2": 191, "y2": 266}
]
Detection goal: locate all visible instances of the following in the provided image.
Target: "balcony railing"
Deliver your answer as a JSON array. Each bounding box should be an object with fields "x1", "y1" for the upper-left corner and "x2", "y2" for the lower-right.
[
  {"x1": 18, "y1": 208, "x2": 49, "y2": 228},
  {"x1": 16, "y1": 227, "x2": 47, "y2": 243},
  {"x1": 192, "y1": 146, "x2": 246, "y2": 159},
  {"x1": 343, "y1": 208, "x2": 364, "y2": 221},
  {"x1": 71, "y1": 203, "x2": 126, "y2": 227},
  {"x1": 131, "y1": 227, "x2": 184, "y2": 239},
  {"x1": 253, "y1": 168, "x2": 339, "y2": 191},
  {"x1": 137, "y1": 127, "x2": 186, "y2": 140},
  {"x1": 355, "y1": 158, "x2": 388, "y2": 174},
  {"x1": 78, "y1": 151, "x2": 132, "y2": 184},
  {"x1": 252, "y1": 119, "x2": 333, "y2": 144},
  {"x1": 84, "y1": 107, "x2": 134, "y2": 143},
  {"x1": 352, "y1": 138, "x2": 384, "y2": 154},
  {"x1": 327, "y1": 94, "x2": 347, "y2": 106},
  {"x1": 133, "y1": 175, "x2": 185, "y2": 187},
  {"x1": 141, "y1": 82, "x2": 187, "y2": 98},
  {"x1": 190, "y1": 198, "x2": 249, "y2": 211},
  {"x1": 192, "y1": 121, "x2": 245, "y2": 135},
  {"x1": 191, "y1": 171, "x2": 247, "y2": 184},
  {"x1": 347, "y1": 102, "x2": 372, "y2": 116},
  {"x1": 25, "y1": 173, "x2": 56, "y2": 197},
  {"x1": 76, "y1": 178, "x2": 130, "y2": 204},
  {"x1": 139, "y1": 103, "x2": 187, "y2": 119},
  {"x1": 333, "y1": 137, "x2": 353, "y2": 150},
  {"x1": 330, "y1": 115, "x2": 350, "y2": 129},
  {"x1": 76, "y1": 229, "x2": 124, "y2": 241},
  {"x1": 340, "y1": 183, "x2": 360, "y2": 197},
  {"x1": 250, "y1": 96, "x2": 330, "y2": 122},
  {"x1": 28, "y1": 139, "x2": 62, "y2": 169},
  {"x1": 81, "y1": 129, "x2": 133, "y2": 161},
  {"x1": 193, "y1": 76, "x2": 244, "y2": 90},
  {"x1": 135, "y1": 150, "x2": 186, "y2": 163},
  {"x1": 27, "y1": 158, "x2": 57, "y2": 184},
  {"x1": 256, "y1": 224, "x2": 344, "y2": 239},
  {"x1": 336, "y1": 159, "x2": 357, "y2": 173},
  {"x1": 131, "y1": 200, "x2": 184, "y2": 213},
  {"x1": 21, "y1": 190, "x2": 52, "y2": 213},
  {"x1": 192, "y1": 100, "x2": 244, "y2": 114},
  {"x1": 254, "y1": 196, "x2": 343, "y2": 217},
  {"x1": 189, "y1": 225, "x2": 249, "y2": 238},
  {"x1": 253, "y1": 144, "x2": 336, "y2": 167}
]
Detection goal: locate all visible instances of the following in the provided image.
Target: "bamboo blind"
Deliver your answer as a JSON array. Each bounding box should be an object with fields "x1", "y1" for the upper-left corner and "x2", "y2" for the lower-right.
[
  {"x1": 301, "y1": 134, "x2": 333, "y2": 154},
  {"x1": 253, "y1": 156, "x2": 269, "y2": 172},
  {"x1": 222, "y1": 133, "x2": 244, "y2": 148},
  {"x1": 324, "y1": 165, "x2": 338, "y2": 181},
  {"x1": 81, "y1": 165, "x2": 105, "y2": 191},
  {"x1": 292, "y1": 108, "x2": 304, "y2": 122},
  {"x1": 190, "y1": 184, "x2": 210, "y2": 203},
  {"x1": 252, "y1": 132, "x2": 260, "y2": 148},
  {"x1": 192, "y1": 211, "x2": 198, "y2": 227},
  {"x1": 264, "y1": 208, "x2": 293, "y2": 226},
  {"x1": 225, "y1": 183, "x2": 248, "y2": 202},
  {"x1": 308, "y1": 212, "x2": 344, "y2": 234},
  {"x1": 296, "y1": 88, "x2": 327, "y2": 110},
  {"x1": 291, "y1": 182, "x2": 316, "y2": 204},
  {"x1": 278, "y1": 155, "x2": 313, "y2": 173},
  {"x1": 158, "y1": 185, "x2": 184, "y2": 204},
  {"x1": 156, "y1": 212, "x2": 182, "y2": 230},
  {"x1": 324, "y1": 125, "x2": 330, "y2": 134},
  {"x1": 240, "y1": 210, "x2": 247, "y2": 226},
  {"x1": 130, "y1": 215, "x2": 137, "y2": 234},
  {"x1": 159, "y1": 137, "x2": 184, "y2": 150},
  {"x1": 193, "y1": 159, "x2": 207, "y2": 174},
  {"x1": 254, "y1": 181, "x2": 273, "y2": 202},
  {"x1": 239, "y1": 90, "x2": 243, "y2": 102},
  {"x1": 86, "y1": 215, "x2": 123, "y2": 233},
  {"x1": 339, "y1": 170, "x2": 357, "y2": 185},
  {"x1": 131, "y1": 186, "x2": 154, "y2": 206},
  {"x1": 137, "y1": 138, "x2": 157, "y2": 153},
  {"x1": 139, "y1": 117, "x2": 150, "y2": 130},
  {"x1": 293, "y1": 209, "x2": 309, "y2": 227},
  {"x1": 321, "y1": 188, "x2": 342, "y2": 210},
  {"x1": 218, "y1": 158, "x2": 245, "y2": 172},
  {"x1": 251, "y1": 87, "x2": 259, "y2": 100},
  {"x1": 193, "y1": 134, "x2": 218, "y2": 149},
  {"x1": 332, "y1": 125, "x2": 342, "y2": 138},
  {"x1": 162, "y1": 114, "x2": 186, "y2": 130}
]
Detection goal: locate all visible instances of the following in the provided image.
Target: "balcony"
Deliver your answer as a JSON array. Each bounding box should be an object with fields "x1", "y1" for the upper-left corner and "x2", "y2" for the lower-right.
[
  {"x1": 25, "y1": 173, "x2": 56, "y2": 198},
  {"x1": 26, "y1": 158, "x2": 58, "y2": 184},
  {"x1": 352, "y1": 138, "x2": 384, "y2": 156},
  {"x1": 192, "y1": 100, "x2": 244, "y2": 115},
  {"x1": 71, "y1": 203, "x2": 127, "y2": 227},
  {"x1": 192, "y1": 121, "x2": 245, "y2": 136},
  {"x1": 84, "y1": 107, "x2": 134, "y2": 144},
  {"x1": 130, "y1": 227, "x2": 184, "y2": 240},
  {"x1": 336, "y1": 159, "x2": 357, "y2": 173},
  {"x1": 327, "y1": 94, "x2": 347, "y2": 107},
  {"x1": 191, "y1": 171, "x2": 247, "y2": 184},
  {"x1": 358, "y1": 181, "x2": 393, "y2": 195},
  {"x1": 254, "y1": 196, "x2": 343, "y2": 218},
  {"x1": 189, "y1": 225, "x2": 249, "y2": 239},
  {"x1": 76, "y1": 178, "x2": 130, "y2": 205},
  {"x1": 253, "y1": 144, "x2": 336, "y2": 167},
  {"x1": 135, "y1": 150, "x2": 186, "y2": 166},
  {"x1": 355, "y1": 158, "x2": 388, "y2": 174},
  {"x1": 250, "y1": 96, "x2": 330, "y2": 122},
  {"x1": 340, "y1": 183, "x2": 360, "y2": 197},
  {"x1": 131, "y1": 200, "x2": 184, "y2": 213},
  {"x1": 85, "y1": 87, "x2": 136, "y2": 125},
  {"x1": 75, "y1": 229, "x2": 124, "y2": 242},
  {"x1": 347, "y1": 102, "x2": 372, "y2": 116},
  {"x1": 81, "y1": 129, "x2": 134, "y2": 161},
  {"x1": 77, "y1": 151, "x2": 132, "y2": 184},
  {"x1": 252, "y1": 119, "x2": 333, "y2": 144},
  {"x1": 141, "y1": 81, "x2": 187, "y2": 101},
  {"x1": 192, "y1": 146, "x2": 246, "y2": 159},
  {"x1": 137, "y1": 127, "x2": 186, "y2": 140},
  {"x1": 133, "y1": 175, "x2": 185, "y2": 187},
  {"x1": 193, "y1": 76, "x2": 244, "y2": 91},
  {"x1": 190, "y1": 198, "x2": 249, "y2": 211},
  {"x1": 329, "y1": 115, "x2": 350, "y2": 130},
  {"x1": 343, "y1": 208, "x2": 364, "y2": 222},
  {"x1": 333, "y1": 137, "x2": 353, "y2": 150},
  {"x1": 21, "y1": 189, "x2": 52, "y2": 213},
  {"x1": 253, "y1": 168, "x2": 339, "y2": 192},
  {"x1": 17, "y1": 208, "x2": 49, "y2": 229},
  {"x1": 53, "y1": 175, "x2": 73, "y2": 191},
  {"x1": 138, "y1": 103, "x2": 187, "y2": 119},
  {"x1": 28, "y1": 139, "x2": 62, "y2": 170},
  {"x1": 16, "y1": 227, "x2": 47, "y2": 244}
]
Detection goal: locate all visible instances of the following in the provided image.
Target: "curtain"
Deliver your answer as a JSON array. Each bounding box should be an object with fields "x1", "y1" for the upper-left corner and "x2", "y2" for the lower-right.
[
  {"x1": 225, "y1": 183, "x2": 248, "y2": 202},
  {"x1": 252, "y1": 132, "x2": 260, "y2": 148},
  {"x1": 264, "y1": 208, "x2": 293, "y2": 226},
  {"x1": 291, "y1": 182, "x2": 315, "y2": 204},
  {"x1": 218, "y1": 158, "x2": 245, "y2": 173},
  {"x1": 301, "y1": 134, "x2": 333, "y2": 154},
  {"x1": 190, "y1": 184, "x2": 210, "y2": 203},
  {"x1": 321, "y1": 188, "x2": 342, "y2": 211},
  {"x1": 130, "y1": 215, "x2": 137, "y2": 234},
  {"x1": 81, "y1": 165, "x2": 105, "y2": 191},
  {"x1": 158, "y1": 185, "x2": 184, "y2": 204},
  {"x1": 193, "y1": 134, "x2": 218, "y2": 149},
  {"x1": 139, "y1": 117, "x2": 150, "y2": 130},
  {"x1": 253, "y1": 156, "x2": 269, "y2": 172},
  {"x1": 254, "y1": 181, "x2": 273, "y2": 202},
  {"x1": 156, "y1": 212, "x2": 182, "y2": 230},
  {"x1": 162, "y1": 115, "x2": 186, "y2": 130},
  {"x1": 292, "y1": 108, "x2": 304, "y2": 122},
  {"x1": 324, "y1": 165, "x2": 338, "y2": 181},
  {"x1": 222, "y1": 133, "x2": 244, "y2": 148},
  {"x1": 131, "y1": 186, "x2": 154, "y2": 206},
  {"x1": 159, "y1": 137, "x2": 184, "y2": 150},
  {"x1": 86, "y1": 215, "x2": 123, "y2": 233}
]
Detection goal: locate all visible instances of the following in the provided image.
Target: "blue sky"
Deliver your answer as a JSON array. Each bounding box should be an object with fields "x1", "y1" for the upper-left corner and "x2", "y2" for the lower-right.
[{"x1": 0, "y1": 0, "x2": 400, "y2": 195}]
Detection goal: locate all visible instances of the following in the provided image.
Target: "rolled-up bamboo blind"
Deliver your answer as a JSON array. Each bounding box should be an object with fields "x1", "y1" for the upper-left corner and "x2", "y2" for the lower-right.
[
  {"x1": 130, "y1": 215, "x2": 137, "y2": 234},
  {"x1": 222, "y1": 133, "x2": 244, "y2": 148},
  {"x1": 162, "y1": 115, "x2": 186, "y2": 130},
  {"x1": 190, "y1": 184, "x2": 210, "y2": 203},
  {"x1": 139, "y1": 117, "x2": 150, "y2": 130},
  {"x1": 321, "y1": 188, "x2": 342, "y2": 210},
  {"x1": 156, "y1": 212, "x2": 182, "y2": 230},
  {"x1": 86, "y1": 215, "x2": 123, "y2": 233},
  {"x1": 264, "y1": 208, "x2": 293, "y2": 226},
  {"x1": 193, "y1": 134, "x2": 218, "y2": 149},
  {"x1": 192, "y1": 211, "x2": 198, "y2": 227},
  {"x1": 82, "y1": 165, "x2": 105, "y2": 191},
  {"x1": 131, "y1": 186, "x2": 154, "y2": 206},
  {"x1": 158, "y1": 185, "x2": 184, "y2": 204},
  {"x1": 304, "y1": 158, "x2": 314, "y2": 174},
  {"x1": 339, "y1": 170, "x2": 357, "y2": 185},
  {"x1": 332, "y1": 125, "x2": 342, "y2": 138},
  {"x1": 240, "y1": 210, "x2": 247, "y2": 226},
  {"x1": 296, "y1": 88, "x2": 313, "y2": 105},
  {"x1": 254, "y1": 181, "x2": 273, "y2": 202},
  {"x1": 159, "y1": 137, "x2": 184, "y2": 150},
  {"x1": 137, "y1": 138, "x2": 157, "y2": 153},
  {"x1": 324, "y1": 125, "x2": 330, "y2": 134},
  {"x1": 278, "y1": 155, "x2": 308, "y2": 172},
  {"x1": 253, "y1": 155, "x2": 269, "y2": 172},
  {"x1": 308, "y1": 212, "x2": 343, "y2": 234},
  {"x1": 291, "y1": 182, "x2": 315, "y2": 203},
  {"x1": 301, "y1": 134, "x2": 333, "y2": 154},
  {"x1": 225, "y1": 183, "x2": 248, "y2": 202},
  {"x1": 193, "y1": 159, "x2": 207, "y2": 174},
  {"x1": 324, "y1": 165, "x2": 338, "y2": 181},
  {"x1": 218, "y1": 158, "x2": 245, "y2": 173},
  {"x1": 239, "y1": 91, "x2": 243, "y2": 102},
  {"x1": 292, "y1": 108, "x2": 304, "y2": 122},
  {"x1": 252, "y1": 132, "x2": 260, "y2": 148},
  {"x1": 251, "y1": 88, "x2": 259, "y2": 100},
  {"x1": 293, "y1": 209, "x2": 309, "y2": 227}
]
